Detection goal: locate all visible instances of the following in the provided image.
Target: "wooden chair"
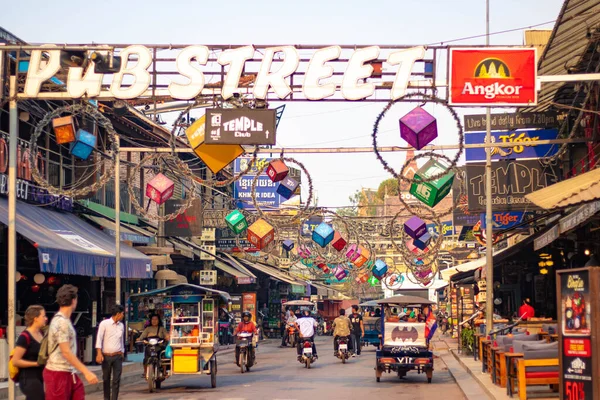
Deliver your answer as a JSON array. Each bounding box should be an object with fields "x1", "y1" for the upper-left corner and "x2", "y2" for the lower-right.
[
  {"x1": 492, "y1": 347, "x2": 507, "y2": 387},
  {"x1": 517, "y1": 358, "x2": 559, "y2": 400}
]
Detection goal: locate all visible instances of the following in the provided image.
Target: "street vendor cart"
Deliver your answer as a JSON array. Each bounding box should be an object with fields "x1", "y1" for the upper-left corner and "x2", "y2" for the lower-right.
[{"x1": 128, "y1": 283, "x2": 231, "y2": 392}]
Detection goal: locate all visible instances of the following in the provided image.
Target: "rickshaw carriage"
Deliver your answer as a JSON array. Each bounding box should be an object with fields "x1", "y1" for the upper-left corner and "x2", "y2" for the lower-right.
[
  {"x1": 359, "y1": 300, "x2": 382, "y2": 348},
  {"x1": 374, "y1": 295, "x2": 436, "y2": 383}
]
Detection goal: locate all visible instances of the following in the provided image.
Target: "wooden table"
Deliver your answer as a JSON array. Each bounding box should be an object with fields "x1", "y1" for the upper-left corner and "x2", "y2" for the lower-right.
[{"x1": 505, "y1": 352, "x2": 524, "y2": 397}]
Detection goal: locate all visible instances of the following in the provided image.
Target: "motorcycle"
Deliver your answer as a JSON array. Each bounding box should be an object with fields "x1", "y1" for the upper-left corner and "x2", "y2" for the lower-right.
[
  {"x1": 437, "y1": 311, "x2": 449, "y2": 335},
  {"x1": 236, "y1": 332, "x2": 254, "y2": 373},
  {"x1": 143, "y1": 338, "x2": 168, "y2": 392},
  {"x1": 298, "y1": 338, "x2": 316, "y2": 369},
  {"x1": 287, "y1": 324, "x2": 299, "y2": 347},
  {"x1": 335, "y1": 336, "x2": 350, "y2": 364}
]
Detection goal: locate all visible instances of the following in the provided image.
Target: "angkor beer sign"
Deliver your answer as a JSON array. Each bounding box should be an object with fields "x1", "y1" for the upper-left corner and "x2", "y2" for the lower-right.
[
  {"x1": 466, "y1": 160, "x2": 559, "y2": 211},
  {"x1": 14, "y1": 45, "x2": 427, "y2": 101},
  {"x1": 449, "y1": 48, "x2": 537, "y2": 106}
]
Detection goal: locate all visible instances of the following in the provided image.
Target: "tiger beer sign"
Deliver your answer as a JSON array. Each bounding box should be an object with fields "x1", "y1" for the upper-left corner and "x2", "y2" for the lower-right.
[{"x1": 449, "y1": 48, "x2": 537, "y2": 106}]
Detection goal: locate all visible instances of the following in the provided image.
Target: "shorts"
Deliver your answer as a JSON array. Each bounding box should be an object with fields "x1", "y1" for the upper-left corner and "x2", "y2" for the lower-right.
[{"x1": 43, "y1": 369, "x2": 85, "y2": 400}]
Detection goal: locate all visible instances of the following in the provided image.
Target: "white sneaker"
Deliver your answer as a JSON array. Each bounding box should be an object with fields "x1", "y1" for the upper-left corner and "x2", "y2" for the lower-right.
[{"x1": 352, "y1": 354, "x2": 356, "y2": 358}]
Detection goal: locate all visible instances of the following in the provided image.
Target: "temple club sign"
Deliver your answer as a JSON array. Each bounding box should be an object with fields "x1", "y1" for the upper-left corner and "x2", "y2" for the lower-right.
[{"x1": 16, "y1": 45, "x2": 427, "y2": 101}]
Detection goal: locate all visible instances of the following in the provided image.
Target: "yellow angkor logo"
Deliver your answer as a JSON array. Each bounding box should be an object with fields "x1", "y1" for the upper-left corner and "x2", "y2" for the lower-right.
[{"x1": 474, "y1": 58, "x2": 510, "y2": 78}]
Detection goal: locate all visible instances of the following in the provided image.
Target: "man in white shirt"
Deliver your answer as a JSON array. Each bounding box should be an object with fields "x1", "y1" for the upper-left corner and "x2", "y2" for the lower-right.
[
  {"x1": 295, "y1": 310, "x2": 318, "y2": 360},
  {"x1": 96, "y1": 305, "x2": 125, "y2": 400}
]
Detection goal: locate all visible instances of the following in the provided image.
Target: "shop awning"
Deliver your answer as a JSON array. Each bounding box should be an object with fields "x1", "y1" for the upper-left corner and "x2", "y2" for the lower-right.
[
  {"x1": 526, "y1": 168, "x2": 600, "y2": 209},
  {"x1": 82, "y1": 215, "x2": 155, "y2": 244},
  {"x1": 0, "y1": 198, "x2": 151, "y2": 278},
  {"x1": 214, "y1": 260, "x2": 256, "y2": 284},
  {"x1": 234, "y1": 257, "x2": 301, "y2": 286},
  {"x1": 128, "y1": 283, "x2": 231, "y2": 302},
  {"x1": 441, "y1": 257, "x2": 486, "y2": 281}
]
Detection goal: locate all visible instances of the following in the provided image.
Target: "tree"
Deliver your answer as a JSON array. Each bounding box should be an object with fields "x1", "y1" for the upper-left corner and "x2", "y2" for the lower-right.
[{"x1": 376, "y1": 178, "x2": 399, "y2": 201}]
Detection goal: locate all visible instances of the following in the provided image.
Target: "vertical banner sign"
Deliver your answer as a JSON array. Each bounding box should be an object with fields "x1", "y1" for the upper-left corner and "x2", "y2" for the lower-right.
[
  {"x1": 558, "y1": 268, "x2": 594, "y2": 400},
  {"x1": 230, "y1": 295, "x2": 243, "y2": 323},
  {"x1": 242, "y1": 292, "x2": 257, "y2": 322},
  {"x1": 449, "y1": 48, "x2": 537, "y2": 106}
]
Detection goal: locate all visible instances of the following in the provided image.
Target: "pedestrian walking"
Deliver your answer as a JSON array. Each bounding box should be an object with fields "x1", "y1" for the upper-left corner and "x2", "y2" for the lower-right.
[
  {"x1": 96, "y1": 305, "x2": 125, "y2": 400},
  {"x1": 11, "y1": 305, "x2": 47, "y2": 399},
  {"x1": 44, "y1": 285, "x2": 99, "y2": 400},
  {"x1": 349, "y1": 305, "x2": 365, "y2": 356}
]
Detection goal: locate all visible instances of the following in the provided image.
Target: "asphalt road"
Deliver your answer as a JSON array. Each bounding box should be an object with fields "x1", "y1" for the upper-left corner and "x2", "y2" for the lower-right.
[{"x1": 88, "y1": 336, "x2": 465, "y2": 400}]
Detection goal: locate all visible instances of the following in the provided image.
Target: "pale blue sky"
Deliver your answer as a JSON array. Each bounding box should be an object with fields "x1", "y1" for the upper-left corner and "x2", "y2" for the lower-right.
[{"x1": 1, "y1": 0, "x2": 565, "y2": 208}]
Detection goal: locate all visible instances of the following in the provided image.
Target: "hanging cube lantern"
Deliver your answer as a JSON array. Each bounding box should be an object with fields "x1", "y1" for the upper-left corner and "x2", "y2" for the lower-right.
[
  {"x1": 247, "y1": 218, "x2": 275, "y2": 250},
  {"x1": 333, "y1": 266, "x2": 348, "y2": 281},
  {"x1": 52, "y1": 116, "x2": 77, "y2": 145},
  {"x1": 146, "y1": 173, "x2": 175, "y2": 205},
  {"x1": 409, "y1": 158, "x2": 455, "y2": 208},
  {"x1": 331, "y1": 231, "x2": 347, "y2": 252},
  {"x1": 368, "y1": 276, "x2": 380, "y2": 287},
  {"x1": 373, "y1": 259, "x2": 389, "y2": 280},
  {"x1": 225, "y1": 210, "x2": 248, "y2": 234},
  {"x1": 312, "y1": 222, "x2": 334, "y2": 248},
  {"x1": 298, "y1": 245, "x2": 311, "y2": 258},
  {"x1": 266, "y1": 159, "x2": 289, "y2": 183},
  {"x1": 413, "y1": 232, "x2": 432, "y2": 250},
  {"x1": 69, "y1": 129, "x2": 97, "y2": 160},
  {"x1": 354, "y1": 246, "x2": 370, "y2": 267},
  {"x1": 399, "y1": 106, "x2": 438, "y2": 150},
  {"x1": 317, "y1": 263, "x2": 330, "y2": 274},
  {"x1": 416, "y1": 267, "x2": 433, "y2": 279},
  {"x1": 282, "y1": 239, "x2": 295, "y2": 252},
  {"x1": 355, "y1": 273, "x2": 369, "y2": 284},
  {"x1": 346, "y1": 244, "x2": 361, "y2": 262},
  {"x1": 276, "y1": 176, "x2": 299, "y2": 200},
  {"x1": 406, "y1": 240, "x2": 420, "y2": 254},
  {"x1": 404, "y1": 216, "x2": 427, "y2": 240}
]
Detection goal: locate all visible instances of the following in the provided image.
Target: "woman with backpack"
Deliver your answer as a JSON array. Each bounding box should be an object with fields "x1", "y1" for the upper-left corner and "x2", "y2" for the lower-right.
[{"x1": 11, "y1": 305, "x2": 47, "y2": 399}]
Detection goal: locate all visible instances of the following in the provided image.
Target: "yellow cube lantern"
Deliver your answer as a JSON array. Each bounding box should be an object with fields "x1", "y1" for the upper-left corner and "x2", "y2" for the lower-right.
[
  {"x1": 247, "y1": 218, "x2": 275, "y2": 250},
  {"x1": 52, "y1": 116, "x2": 77, "y2": 145},
  {"x1": 185, "y1": 115, "x2": 244, "y2": 174}
]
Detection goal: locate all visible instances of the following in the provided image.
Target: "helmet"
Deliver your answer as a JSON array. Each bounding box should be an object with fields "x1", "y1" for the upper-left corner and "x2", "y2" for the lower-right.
[{"x1": 242, "y1": 311, "x2": 252, "y2": 320}]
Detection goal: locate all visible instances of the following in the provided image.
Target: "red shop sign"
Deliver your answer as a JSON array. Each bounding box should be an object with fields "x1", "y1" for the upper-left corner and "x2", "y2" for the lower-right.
[{"x1": 563, "y1": 338, "x2": 591, "y2": 357}]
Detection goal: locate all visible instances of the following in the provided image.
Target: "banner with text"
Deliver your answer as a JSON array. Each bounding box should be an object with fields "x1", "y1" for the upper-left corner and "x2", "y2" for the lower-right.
[{"x1": 465, "y1": 129, "x2": 559, "y2": 161}]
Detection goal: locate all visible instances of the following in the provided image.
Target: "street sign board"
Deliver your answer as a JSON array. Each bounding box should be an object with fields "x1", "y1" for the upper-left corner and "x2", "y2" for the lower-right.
[
  {"x1": 205, "y1": 108, "x2": 276, "y2": 145},
  {"x1": 465, "y1": 129, "x2": 559, "y2": 161},
  {"x1": 463, "y1": 111, "x2": 559, "y2": 132}
]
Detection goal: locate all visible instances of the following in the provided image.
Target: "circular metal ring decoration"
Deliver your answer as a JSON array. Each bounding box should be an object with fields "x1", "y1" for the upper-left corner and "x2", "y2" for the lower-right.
[
  {"x1": 127, "y1": 153, "x2": 199, "y2": 221},
  {"x1": 172, "y1": 99, "x2": 260, "y2": 188},
  {"x1": 371, "y1": 92, "x2": 464, "y2": 184},
  {"x1": 250, "y1": 157, "x2": 314, "y2": 226},
  {"x1": 29, "y1": 103, "x2": 117, "y2": 198}
]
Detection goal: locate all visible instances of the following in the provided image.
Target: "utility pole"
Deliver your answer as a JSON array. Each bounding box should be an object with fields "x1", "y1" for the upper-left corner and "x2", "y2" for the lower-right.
[{"x1": 7, "y1": 75, "x2": 17, "y2": 400}]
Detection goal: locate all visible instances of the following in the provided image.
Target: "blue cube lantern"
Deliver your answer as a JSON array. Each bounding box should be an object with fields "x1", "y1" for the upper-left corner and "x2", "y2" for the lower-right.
[
  {"x1": 69, "y1": 129, "x2": 97, "y2": 160},
  {"x1": 413, "y1": 232, "x2": 432, "y2": 250},
  {"x1": 282, "y1": 240, "x2": 295, "y2": 252},
  {"x1": 373, "y1": 259, "x2": 388, "y2": 280},
  {"x1": 312, "y1": 222, "x2": 334, "y2": 248},
  {"x1": 276, "y1": 176, "x2": 299, "y2": 199}
]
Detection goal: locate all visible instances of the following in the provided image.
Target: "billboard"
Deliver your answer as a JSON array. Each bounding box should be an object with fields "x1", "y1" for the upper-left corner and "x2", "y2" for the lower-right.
[
  {"x1": 233, "y1": 156, "x2": 284, "y2": 211},
  {"x1": 205, "y1": 108, "x2": 276, "y2": 145},
  {"x1": 465, "y1": 129, "x2": 559, "y2": 161},
  {"x1": 449, "y1": 48, "x2": 537, "y2": 106},
  {"x1": 164, "y1": 199, "x2": 203, "y2": 236},
  {"x1": 466, "y1": 160, "x2": 559, "y2": 211},
  {"x1": 463, "y1": 111, "x2": 559, "y2": 132}
]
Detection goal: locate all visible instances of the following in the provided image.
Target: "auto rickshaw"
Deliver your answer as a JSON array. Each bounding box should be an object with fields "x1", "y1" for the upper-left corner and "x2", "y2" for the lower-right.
[
  {"x1": 359, "y1": 300, "x2": 382, "y2": 348},
  {"x1": 374, "y1": 295, "x2": 436, "y2": 383}
]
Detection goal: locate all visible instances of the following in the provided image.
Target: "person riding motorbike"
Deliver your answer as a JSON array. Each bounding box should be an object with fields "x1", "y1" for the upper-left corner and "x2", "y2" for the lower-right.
[
  {"x1": 138, "y1": 314, "x2": 170, "y2": 379},
  {"x1": 234, "y1": 311, "x2": 258, "y2": 365},
  {"x1": 332, "y1": 309, "x2": 353, "y2": 355},
  {"x1": 295, "y1": 310, "x2": 318, "y2": 361},
  {"x1": 280, "y1": 309, "x2": 298, "y2": 347}
]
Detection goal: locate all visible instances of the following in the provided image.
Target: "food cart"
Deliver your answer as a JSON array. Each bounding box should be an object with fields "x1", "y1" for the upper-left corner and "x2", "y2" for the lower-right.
[{"x1": 128, "y1": 283, "x2": 231, "y2": 391}]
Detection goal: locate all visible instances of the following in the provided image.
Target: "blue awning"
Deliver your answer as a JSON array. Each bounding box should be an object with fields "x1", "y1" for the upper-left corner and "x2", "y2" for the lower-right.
[{"x1": 0, "y1": 198, "x2": 152, "y2": 279}]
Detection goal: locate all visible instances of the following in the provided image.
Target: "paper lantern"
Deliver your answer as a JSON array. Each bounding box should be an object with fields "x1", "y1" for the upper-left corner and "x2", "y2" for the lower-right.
[
  {"x1": 312, "y1": 222, "x2": 334, "y2": 248},
  {"x1": 354, "y1": 246, "x2": 370, "y2": 267},
  {"x1": 333, "y1": 267, "x2": 347, "y2": 281},
  {"x1": 31, "y1": 284, "x2": 41, "y2": 293},
  {"x1": 317, "y1": 263, "x2": 330, "y2": 274},
  {"x1": 399, "y1": 106, "x2": 438, "y2": 150},
  {"x1": 298, "y1": 245, "x2": 311, "y2": 258},
  {"x1": 409, "y1": 158, "x2": 455, "y2": 208},
  {"x1": 282, "y1": 240, "x2": 294, "y2": 252},
  {"x1": 331, "y1": 232, "x2": 347, "y2": 252},
  {"x1": 355, "y1": 273, "x2": 369, "y2": 284},
  {"x1": 52, "y1": 116, "x2": 76, "y2": 145},
  {"x1": 404, "y1": 216, "x2": 427, "y2": 240},
  {"x1": 368, "y1": 276, "x2": 380, "y2": 287},
  {"x1": 266, "y1": 159, "x2": 289, "y2": 183},
  {"x1": 33, "y1": 273, "x2": 45, "y2": 284},
  {"x1": 247, "y1": 218, "x2": 275, "y2": 250},
  {"x1": 276, "y1": 176, "x2": 299, "y2": 200},
  {"x1": 346, "y1": 244, "x2": 361, "y2": 262},
  {"x1": 185, "y1": 115, "x2": 244, "y2": 174},
  {"x1": 373, "y1": 259, "x2": 388, "y2": 280},
  {"x1": 146, "y1": 173, "x2": 175, "y2": 205},
  {"x1": 406, "y1": 240, "x2": 420, "y2": 254},
  {"x1": 69, "y1": 129, "x2": 97, "y2": 160},
  {"x1": 225, "y1": 210, "x2": 248, "y2": 234},
  {"x1": 413, "y1": 232, "x2": 432, "y2": 250}
]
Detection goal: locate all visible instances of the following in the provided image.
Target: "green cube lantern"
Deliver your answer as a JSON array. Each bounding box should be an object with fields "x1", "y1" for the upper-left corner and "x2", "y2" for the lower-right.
[
  {"x1": 225, "y1": 210, "x2": 248, "y2": 234},
  {"x1": 409, "y1": 158, "x2": 455, "y2": 207}
]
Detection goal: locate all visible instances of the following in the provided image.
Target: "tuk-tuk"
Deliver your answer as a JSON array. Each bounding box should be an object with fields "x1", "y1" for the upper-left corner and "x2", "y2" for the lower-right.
[
  {"x1": 359, "y1": 300, "x2": 382, "y2": 348},
  {"x1": 128, "y1": 283, "x2": 230, "y2": 392},
  {"x1": 375, "y1": 295, "x2": 436, "y2": 383}
]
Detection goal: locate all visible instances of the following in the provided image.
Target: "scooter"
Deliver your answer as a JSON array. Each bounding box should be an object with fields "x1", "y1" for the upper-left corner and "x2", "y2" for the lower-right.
[
  {"x1": 298, "y1": 338, "x2": 316, "y2": 369},
  {"x1": 235, "y1": 332, "x2": 254, "y2": 373},
  {"x1": 335, "y1": 336, "x2": 350, "y2": 364},
  {"x1": 437, "y1": 311, "x2": 449, "y2": 335},
  {"x1": 143, "y1": 338, "x2": 168, "y2": 392},
  {"x1": 287, "y1": 324, "x2": 299, "y2": 347}
]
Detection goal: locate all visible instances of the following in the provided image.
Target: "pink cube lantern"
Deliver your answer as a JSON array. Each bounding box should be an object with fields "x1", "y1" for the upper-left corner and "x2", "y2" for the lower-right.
[
  {"x1": 333, "y1": 267, "x2": 347, "y2": 281},
  {"x1": 346, "y1": 244, "x2": 361, "y2": 262},
  {"x1": 399, "y1": 106, "x2": 438, "y2": 150},
  {"x1": 146, "y1": 173, "x2": 175, "y2": 205}
]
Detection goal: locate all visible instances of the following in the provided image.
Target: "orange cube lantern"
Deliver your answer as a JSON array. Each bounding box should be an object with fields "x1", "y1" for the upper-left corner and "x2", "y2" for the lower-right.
[
  {"x1": 354, "y1": 246, "x2": 370, "y2": 267},
  {"x1": 247, "y1": 218, "x2": 275, "y2": 250},
  {"x1": 266, "y1": 159, "x2": 289, "y2": 183},
  {"x1": 52, "y1": 116, "x2": 77, "y2": 145}
]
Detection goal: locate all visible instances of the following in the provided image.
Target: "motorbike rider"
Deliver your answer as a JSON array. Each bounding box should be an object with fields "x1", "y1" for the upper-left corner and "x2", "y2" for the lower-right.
[
  {"x1": 234, "y1": 311, "x2": 258, "y2": 365},
  {"x1": 138, "y1": 314, "x2": 170, "y2": 379},
  {"x1": 332, "y1": 309, "x2": 353, "y2": 356},
  {"x1": 294, "y1": 310, "x2": 318, "y2": 361},
  {"x1": 280, "y1": 309, "x2": 298, "y2": 347}
]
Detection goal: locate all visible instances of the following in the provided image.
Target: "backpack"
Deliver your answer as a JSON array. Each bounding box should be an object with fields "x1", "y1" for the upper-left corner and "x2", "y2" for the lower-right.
[
  {"x1": 38, "y1": 316, "x2": 61, "y2": 366},
  {"x1": 9, "y1": 331, "x2": 31, "y2": 383}
]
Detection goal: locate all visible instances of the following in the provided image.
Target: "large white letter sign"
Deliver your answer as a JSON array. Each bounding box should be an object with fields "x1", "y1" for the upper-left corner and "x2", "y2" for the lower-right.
[
  {"x1": 218, "y1": 46, "x2": 255, "y2": 100},
  {"x1": 110, "y1": 45, "x2": 152, "y2": 99},
  {"x1": 169, "y1": 45, "x2": 209, "y2": 100},
  {"x1": 303, "y1": 46, "x2": 341, "y2": 100},
  {"x1": 341, "y1": 46, "x2": 380, "y2": 100},
  {"x1": 253, "y1": 46, "x2": 300, "y2": 99},
  {"x1": 67, "y1": 62, "x2": 103, "y2": 98},
  {"x1": 387, "y1": 46, "x2": 426, "y2": 100},
  {"x1": 24, "y1": 46, "x2": 61, "y2": 97}
]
